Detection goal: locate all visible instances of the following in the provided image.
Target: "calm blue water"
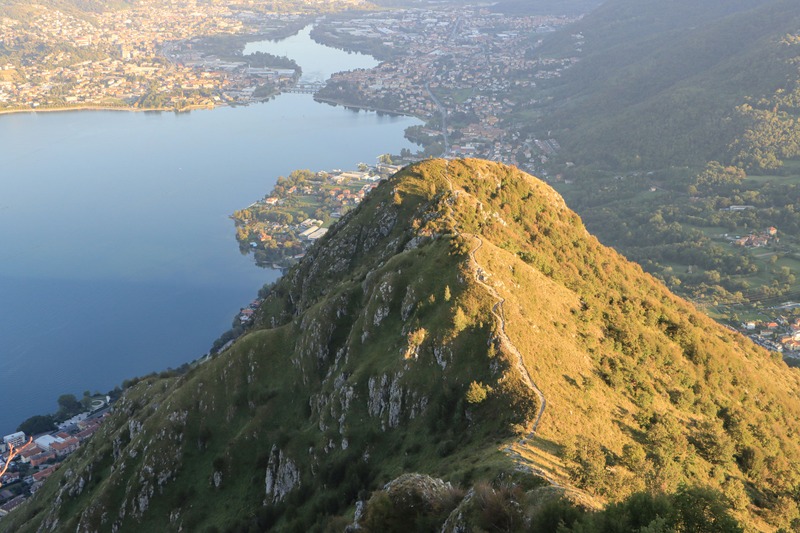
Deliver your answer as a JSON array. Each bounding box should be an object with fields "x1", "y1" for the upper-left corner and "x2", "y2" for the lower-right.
[
  {"x1": 0, "y1": 30, "x2": 419, "y2": 435},
  {"x1": 244, "y1": 25, "x2": 379, "y2": 83}
]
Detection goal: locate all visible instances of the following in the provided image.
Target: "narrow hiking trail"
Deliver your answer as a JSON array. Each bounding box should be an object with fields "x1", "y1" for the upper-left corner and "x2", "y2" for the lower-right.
[
  {"x1": 436, "y1": 163, "x2": 576, "y2": 489},
  {"x1": 440, "y1": 164, "x2": 547, "y2": 438}
]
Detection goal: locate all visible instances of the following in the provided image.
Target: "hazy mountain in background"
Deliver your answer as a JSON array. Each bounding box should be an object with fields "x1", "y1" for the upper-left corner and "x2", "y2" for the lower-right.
[{"x1": 534, "y1": 0, "x2": 800, "y2": 169}]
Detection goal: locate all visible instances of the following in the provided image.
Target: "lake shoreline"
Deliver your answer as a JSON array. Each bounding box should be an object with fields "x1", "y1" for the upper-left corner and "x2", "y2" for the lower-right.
[
  {"x1": 0, "y1": 103, "x2": 217, "y2": 117},
  {"x1": 0, "y1": 26, "x2": 422, "y2": 437},
  {"x1": 313, "y1": 95, "x2": 421, "y2": 120}
]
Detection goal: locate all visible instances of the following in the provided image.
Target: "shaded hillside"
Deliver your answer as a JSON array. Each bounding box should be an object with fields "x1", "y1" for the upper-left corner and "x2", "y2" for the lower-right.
[
  {"x1": 535, "y1": 0, "x2": 800, "y2": 169},
  {"x1": 5, "y1": 160, "x2": 800, "y2": 531},
  {"x1": 490, "y1": 0, "x2": 603, "y2": 16},
  {"x1": 0, "y1": 0, "x2": 132, "y2": 18}
]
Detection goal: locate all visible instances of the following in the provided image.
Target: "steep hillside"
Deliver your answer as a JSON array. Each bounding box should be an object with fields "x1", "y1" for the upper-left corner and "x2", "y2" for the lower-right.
[
  {"x1": 535, "y1": 0, "x2": 800, "y2": 169},
  {"x1": 6, "y1": 159, "x2": 800, "y2": 532}
]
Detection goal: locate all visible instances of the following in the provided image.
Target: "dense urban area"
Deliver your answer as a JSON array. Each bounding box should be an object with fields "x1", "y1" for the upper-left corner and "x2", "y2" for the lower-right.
[
  {"x1": 0, "y1": 397, "x2": 109, "y2": 517},
  {"x1": 0, "y1": 0, "x2": 367, "y2": 111}
]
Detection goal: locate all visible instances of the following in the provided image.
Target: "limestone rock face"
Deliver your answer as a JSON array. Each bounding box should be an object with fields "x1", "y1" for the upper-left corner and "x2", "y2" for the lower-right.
[
  {"x1": 264, "y1": 445, "x2": 300, "y2": 504},
  {"x1": 367, "y1": 372, "x2": 407, "y2": 430}
]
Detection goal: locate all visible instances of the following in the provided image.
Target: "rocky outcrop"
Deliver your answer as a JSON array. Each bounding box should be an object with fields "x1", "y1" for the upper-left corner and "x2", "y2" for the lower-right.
[
  {"x1": 383, "y1": 473, "x2": 453, "y2": 503},
  {"x1": 354, "y1": 473, "x2": 461, "y2": 531},
  {"x1": 367, "y1": 372, "x2": 405, "y2": 430},
  {"x1": 440, "y1": 487, "x2": 475, "y2": 533},
  {"x1": 264, "y1": 445, "x2": 301, "y2": 504}
]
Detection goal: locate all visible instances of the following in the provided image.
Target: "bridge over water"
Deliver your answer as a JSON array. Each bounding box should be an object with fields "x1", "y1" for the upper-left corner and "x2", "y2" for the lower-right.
[{"x1": 285, "y1": 82, "x2": 326, "y2": 94}]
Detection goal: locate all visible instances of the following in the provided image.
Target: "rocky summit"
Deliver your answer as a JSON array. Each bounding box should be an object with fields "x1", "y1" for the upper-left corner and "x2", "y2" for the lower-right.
[{"x1": 6, "y1": 159, "x2": 800, "y2": 532}]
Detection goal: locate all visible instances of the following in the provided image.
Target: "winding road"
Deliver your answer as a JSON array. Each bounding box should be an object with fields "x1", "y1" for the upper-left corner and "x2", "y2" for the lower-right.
[{"x1": 425, "y1": 83, "x2": 449, "y2": 155}]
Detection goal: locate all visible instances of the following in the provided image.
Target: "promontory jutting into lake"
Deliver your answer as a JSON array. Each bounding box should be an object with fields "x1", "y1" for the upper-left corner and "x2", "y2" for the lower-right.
[{"x1": 0, "y1": 28, "x2": 420, "y2": 435}]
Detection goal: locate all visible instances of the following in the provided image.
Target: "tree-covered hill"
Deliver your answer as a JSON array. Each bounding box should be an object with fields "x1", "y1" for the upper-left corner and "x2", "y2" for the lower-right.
[
  {"x1": 519, "y1": 0, "x2": 800, "y2": 321},
  {"x1": 535, "y1": 0, "x2": 800, "y2": 170},
  {"x1": 5, "y1": 160, "x2": 800, "y2": 531},
  {"x1": 0, "y1": 0, "x2": 133, "y2": 19}
]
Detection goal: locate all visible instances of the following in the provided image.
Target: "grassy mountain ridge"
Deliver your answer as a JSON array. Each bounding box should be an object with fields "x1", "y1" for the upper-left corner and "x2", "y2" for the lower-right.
[{"x1": 6, "y1": 159, "x2": 800, "y2": 531}]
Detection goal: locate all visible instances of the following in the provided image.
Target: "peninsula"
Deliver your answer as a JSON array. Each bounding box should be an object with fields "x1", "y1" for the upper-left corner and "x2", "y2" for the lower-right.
[{"x1": 231, "y1": 160, "x2": 402, "y2": 269}]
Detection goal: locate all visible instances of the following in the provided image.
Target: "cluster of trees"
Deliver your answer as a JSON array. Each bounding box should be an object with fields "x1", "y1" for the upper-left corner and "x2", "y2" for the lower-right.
[
  {"x1": 137, "y1": 88, "x2": 209, "y2": 110},
  {"x1": 0, "y1": 40, "x2": 107, "y2": 69},
  {"x1": 564, "y1": 413, "x2": 741, "y2": 501},
  {"x1": 315, "y1": 78, "x2": 406, "y2": 112},
  {"x1": 730, "y1": 83, "x2": 800, "y2": 171},
  {"x1": 358, "y1": 479, "x2": 744, "y2": 533},
  {"x1": 241, "y1": 51, "x2": 299, "y2": 71},
  {"x1": 523, "y1": 3, "x2": 800, "y2": 319},
  {"x1": 532, "y1": 0, "x2": 800, "y2": 171},
  {"x1": 16, "y1": 391, "x2": 111, "y2": 435},
  {"x1": 689, "y1": 162, "x2": 745, "y2": 195},
  {"x1": 556, "y1": 158, "x2": 800, "y2": 311},
  {"x1": 310, "y1": 23, "x2": 399, "y2": 61}
]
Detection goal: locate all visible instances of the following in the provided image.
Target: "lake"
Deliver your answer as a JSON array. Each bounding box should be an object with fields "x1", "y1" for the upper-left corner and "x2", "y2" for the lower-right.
[{"x1": 0, "y1": 28, "x2": 419, "y2": 435}]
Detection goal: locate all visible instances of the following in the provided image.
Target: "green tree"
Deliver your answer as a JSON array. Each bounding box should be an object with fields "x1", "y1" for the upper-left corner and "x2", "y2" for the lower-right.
[
  {"x1": 465, "y1": 381, "x2": 490, "y2": 404},
  {"x1": 57, "y1": 394, "x2": 82, "y2": 415},
  {"x1": 17, "y1": 415, "x2": 56, "y2": 435},
  {"x1": 621, "y1": 442, "x2": 648, "y2": 472},
  {"x1": 672, "y1": 486, "x2": 744, "y2": 533},
  {"x1": 453, "y1": 306, "x2": 469, "y2": 332},
  {"x1": 565, "y1": 437, "x2": 608, "y2": 491},
  {"x1": 646, "y1": 413, "x2": 691, "y2": 492},
  {"x1": 692, "y1": 420, "x2": 735, "y2": 465}
]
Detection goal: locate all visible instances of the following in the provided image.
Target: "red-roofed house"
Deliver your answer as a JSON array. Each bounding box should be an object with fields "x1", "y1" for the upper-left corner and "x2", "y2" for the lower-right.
[
  {"x1": 77, "y1": 418, "x2": 101, "y2": 431},
  {"x1": 30, "y1": 451, "x2": 56, "y2": 467},
  {"x1": 32, "y1": 465, "x2": 57, "y2": 483},
  {"x1": 50, "y1": 437, "x2": 79, "y2": 457},
  {"x1": 75, "y1": 425, "x2": 99, "y2": 441},
  {"x1": 19, "y1": 445, "x2": 43, "y2": 464}
]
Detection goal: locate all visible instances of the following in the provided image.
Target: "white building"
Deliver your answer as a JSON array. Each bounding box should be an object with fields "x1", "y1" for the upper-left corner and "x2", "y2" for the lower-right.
[
  {"x1": 307, "y1": 228, "x2": 329, "y2": 240},
  {"x1": 34, "y1": 435, "x2": 63, "y2": 452},
  {"x1": 300, "y1": 226, "x2": 320, "y2": 238},
  {"x1": 2, "y1": 432, "x2": 26, "y2": 448}
]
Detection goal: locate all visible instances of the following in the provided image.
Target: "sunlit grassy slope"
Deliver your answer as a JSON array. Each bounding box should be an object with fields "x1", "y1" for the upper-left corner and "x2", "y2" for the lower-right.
[{"x1": 6, "y1": 159, "x2": 800, "y2": 532}]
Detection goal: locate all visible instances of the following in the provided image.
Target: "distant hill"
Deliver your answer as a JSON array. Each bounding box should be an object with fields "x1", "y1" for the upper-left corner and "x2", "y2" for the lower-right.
[
  {"x1": 0, "y1": 0, "x2": 132, "y2": 18},
  {"x1": 371, "y1": 0, "x2": 602, "y2": 16},
  {"x1": 535, "y1": 0, "x2": 800, "y2": 169},
  {"x1": 490, "y1": 0, "x2": 603, "y2": 16},
  {"x1": 5, "y1": 159, "x2": 800, "y2": 531}
]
